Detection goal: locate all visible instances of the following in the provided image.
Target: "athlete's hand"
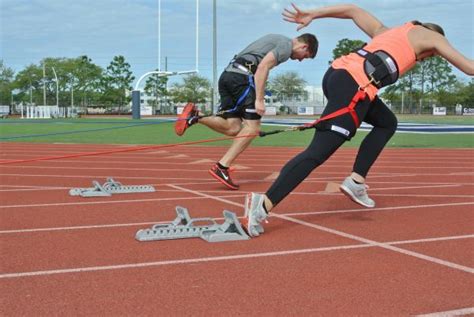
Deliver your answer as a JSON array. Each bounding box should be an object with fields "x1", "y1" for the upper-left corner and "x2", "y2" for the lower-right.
[
  {"x1": 282, "y1": 3, "x2": 313, "y2": 31},
  {"x1": 255, "y1": 99, "x2": 266, "y2": 116}
]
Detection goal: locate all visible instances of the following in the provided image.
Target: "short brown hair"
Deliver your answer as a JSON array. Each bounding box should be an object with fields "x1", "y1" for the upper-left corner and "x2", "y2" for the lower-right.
[
  {"x1": 412, "y1": 20, "x2": 445, "y2": 36},
  {"x1": 297, "y1": 33, "x2": 318, "y2": 58}
]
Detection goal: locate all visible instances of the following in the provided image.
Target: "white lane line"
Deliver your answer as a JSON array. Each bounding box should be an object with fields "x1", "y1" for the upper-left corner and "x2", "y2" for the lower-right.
[
  {"x1": 415, "y1": 307, "x2": 474, "y2": 317},
  {"x1": 0, "y1": 173, "x2": 213, "y2": 180},
  {"x1": 0, "y1": 200, "x2": 473, "y2": 235},
  {"x1": 368, "y1": 184, "x2": 461, "y2": 191},
  {"x1": 1, "y1": 235, "x2": 473, "y2": 279},
  {"x1": 3, "y1": 163, "x2": 473, "y2": 170},
  {"x1": 287, "y1": 201, "x2": 474, "y2": 217},
  {"x1": 0, "y1": 187, "x2": 214, "y2": 193},
  {"x1": 0, "y1": 192, "x2": 472, "y2": 214},
  {"x1": 0, "y1": 244, "x2": 370, "y2": 279},
  {"x1": 371, "y1": 193, "x2": 474, "y2": 198},
  {"x1": 0, "y1": 183, "x2": 471, "y2": 194},
  {"x1": 283, "y1": 202, "x2": 474, "y2": 216},
  {"x1": 0, "y1": 184, "x2": 68, "y2": 189},
  {"x1": 171, "y1": 186, "x2": 474, "y2": 274},
  {"x1": 314, "y1": 193, "x2": 474, "y2": 198},
  {"x1": 0, "y1": 194, "x2": 245, "y2": 209},
  {"x1": 389, "y1": 234, "x2": 474, "y2": 245},
  {"x1": 275, "y1": 214, "x2": 474, "y2": 274},
  {"x1": 1, "y1": 155, "x2": 472, "y2": 164},
  {"x1": 0, "y1": 180, "x2": 225, "y2": 190},
  {"x1": 168, "y1": 184, "x2": 244, "y2": 209},
  {"x1": 0, "y1": 187, "x2": 71, "y2": 192},
  {"x1": 0, "y1": 221, "x2": 163, "y2": 233}
]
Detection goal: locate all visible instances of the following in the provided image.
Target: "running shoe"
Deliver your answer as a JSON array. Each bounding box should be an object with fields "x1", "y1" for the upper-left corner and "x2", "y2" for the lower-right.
[
  {"x1": 174, "y1": 103, "x2": 198, "y2": 136},
  {"x1": 209, "y1": 163, "x2": 239, "y2": 190},
  {"x1": 339, "y1": 177, "x2": 375, "y2": 208},
  {"x1": 243, "y1": 192, "x2": 268, "y2": 237}
]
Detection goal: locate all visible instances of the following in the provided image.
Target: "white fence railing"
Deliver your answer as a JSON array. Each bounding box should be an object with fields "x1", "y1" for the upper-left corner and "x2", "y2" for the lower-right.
[{"x1": 19, "y1": 106, "x2": 76, "y2": 119}]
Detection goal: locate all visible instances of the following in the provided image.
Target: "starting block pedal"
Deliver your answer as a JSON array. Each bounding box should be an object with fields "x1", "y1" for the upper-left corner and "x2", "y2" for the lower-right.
[
  {"x1": 69, "y1": 177, "x2": 155, "y2": 197},
  {"x1": 135, "y1": 206, "x2": 250, "y2": 243}
]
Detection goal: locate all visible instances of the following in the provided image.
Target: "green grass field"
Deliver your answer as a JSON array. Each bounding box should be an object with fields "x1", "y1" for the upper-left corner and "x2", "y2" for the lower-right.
[{"x1": 0, "y1": 116, "x2": 473, "y2": 148}]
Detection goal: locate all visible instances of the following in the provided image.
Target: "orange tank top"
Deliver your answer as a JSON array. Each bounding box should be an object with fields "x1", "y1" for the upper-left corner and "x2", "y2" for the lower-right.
[{"x1": 332, "y1": 23, "x2": 417, "y2": 100}]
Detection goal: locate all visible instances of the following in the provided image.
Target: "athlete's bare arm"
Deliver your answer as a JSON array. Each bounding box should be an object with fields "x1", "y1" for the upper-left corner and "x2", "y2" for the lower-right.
[
  {"x1": 282, "y1": 3, "x2": 387, "y2": 38},
  {"x1": 254, "y1": 51, "x2": 277, "y2": 116},
  {"x1": 409, "y1": 27, "x2": 474, "y2": 75}
]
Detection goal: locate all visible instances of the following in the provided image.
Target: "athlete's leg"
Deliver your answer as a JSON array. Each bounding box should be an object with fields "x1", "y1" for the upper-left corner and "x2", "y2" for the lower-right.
[
  {"x1": 198, "y1": 116, "x2": 242, "y2": 136},
  {"x1": 208, "y1": 70, "x2": 260, "y2": 189},
  {"x1": 337, "y1": 97, "x2": 397, "y2": 208},
  {"x1": 218, "y1": 118, "x2": 260, "y2": 167},
  {"x1": 250, "y1": 68, "x2": 363, "y2": 213},
  {"x1": 265, "y1": 130, "x2": 346, "y2": 208},
  {"x1": 244, "y1": 130, "x2": 346, "y2": 236},
  {"x1": 198, "y1": 71, "x2": 249, "y2": 136},
  {"x1": 352, "y1": 96, "x2": 398, "y2": 178}
]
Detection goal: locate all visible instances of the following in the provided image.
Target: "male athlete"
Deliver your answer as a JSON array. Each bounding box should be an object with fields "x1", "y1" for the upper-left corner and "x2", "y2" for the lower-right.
[{"x1": 175, "y1": 33, "x2": 318, "y2": 189}]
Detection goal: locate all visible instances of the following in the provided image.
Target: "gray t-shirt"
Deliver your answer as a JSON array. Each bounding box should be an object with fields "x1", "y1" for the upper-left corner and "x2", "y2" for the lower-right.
[{"x1": 226, "y1": 34, "x2": 292, "y2": 74}]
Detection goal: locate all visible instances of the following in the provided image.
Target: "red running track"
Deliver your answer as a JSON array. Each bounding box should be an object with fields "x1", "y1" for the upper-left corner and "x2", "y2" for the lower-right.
[{"x1": 1, "y1": 142, "x2": 473, "y2": 316}]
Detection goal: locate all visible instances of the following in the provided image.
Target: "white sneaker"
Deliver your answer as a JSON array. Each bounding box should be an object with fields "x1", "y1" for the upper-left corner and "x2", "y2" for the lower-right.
[
  {"x1": 244, "y1": 193, "x2": 268, "y2": 237},
  {"x1": 339, "y1": 177, "x2": 375, "y2": 208}
]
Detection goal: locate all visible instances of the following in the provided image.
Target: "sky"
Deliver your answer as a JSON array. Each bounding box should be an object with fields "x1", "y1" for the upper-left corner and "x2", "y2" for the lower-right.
[{"x1": 1, "y1": 0, "x2": 473, "y2": 89}]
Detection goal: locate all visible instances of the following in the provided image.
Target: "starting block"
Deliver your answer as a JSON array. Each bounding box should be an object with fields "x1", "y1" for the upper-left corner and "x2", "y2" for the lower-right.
[
  {"x1": 135, "y1": 206, "x2": 250, "y2": 243},
  {"x1": 69, "y1": 177, "x2": 155, "y2": 197}
]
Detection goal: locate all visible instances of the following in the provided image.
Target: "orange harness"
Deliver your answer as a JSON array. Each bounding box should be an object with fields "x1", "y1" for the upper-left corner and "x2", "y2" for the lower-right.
[
  {"x1": 305, "y1": 89, "x2": 366, "y2": 129},
  {"x1": 258, "y1": 89, "x2": 368, "y2": 138}
]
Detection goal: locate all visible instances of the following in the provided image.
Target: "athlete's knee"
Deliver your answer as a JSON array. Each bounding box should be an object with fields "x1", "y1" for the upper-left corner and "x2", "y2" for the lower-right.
[
  {"x1": 221, "y1": 121, "x2": 243, "y2": 136},
  {"x1": 304, "y1": 130, "x2": 345, "y2": 165},
  {"x1": 242, "y1": 120, "x2": 261, "y2": 135},
  {"x1": 246, "y1": 126, "x2": 260, "y2": 135},
  {"x1": 226, "y1": 125, "x2": 242, "y2": 136},
  {"x1": 307, "y1": 152, "x2": 328, "y2": 166},
  {"x1": 298, "y1": 148, "x2": 328, "y2": 168}
]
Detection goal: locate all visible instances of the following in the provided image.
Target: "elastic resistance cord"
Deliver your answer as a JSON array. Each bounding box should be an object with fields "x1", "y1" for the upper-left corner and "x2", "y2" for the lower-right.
[
  {"x1": 0, "y1": 133, "x2": 259, "y2": 165},
  {"x1": 259, "y1": 89, "x2": 367, "y2": 137}
]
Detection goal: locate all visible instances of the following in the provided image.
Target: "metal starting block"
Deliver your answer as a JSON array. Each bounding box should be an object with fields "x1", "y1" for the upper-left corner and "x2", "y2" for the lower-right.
[
  {"x1": 135, "y1": 206, "x2": 250, "y2": 243},
  {"x1": 69, "y1": 177, "x2": 155, "y2": 197}
]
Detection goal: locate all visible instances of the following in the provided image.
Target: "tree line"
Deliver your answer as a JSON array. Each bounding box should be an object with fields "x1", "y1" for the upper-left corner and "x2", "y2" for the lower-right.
[
  {"x1": 1, "y1": 38, "x2": 472, "y2": 113},
  {"x1": 0, "y1": 56, "x2": 134, "y2": 112}
]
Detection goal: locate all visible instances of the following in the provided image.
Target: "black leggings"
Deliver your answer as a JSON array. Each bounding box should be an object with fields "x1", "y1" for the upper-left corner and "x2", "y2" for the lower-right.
[{"x1": 266, "y1": 68, "x2": 398, "y2": 206}]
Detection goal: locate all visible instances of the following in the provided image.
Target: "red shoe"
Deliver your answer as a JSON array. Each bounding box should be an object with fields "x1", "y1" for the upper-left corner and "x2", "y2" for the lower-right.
[
  {"x1": 174, "y1": 103, "x2": 198, "y2": 136},
  {"x1": 209, "y1": 163, "x2": 239, "y2": 190}
]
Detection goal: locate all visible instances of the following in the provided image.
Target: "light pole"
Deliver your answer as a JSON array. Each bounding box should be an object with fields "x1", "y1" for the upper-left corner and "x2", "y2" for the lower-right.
[
  {"x1": 10, "y1": 89, "x2": 19, "y2": 115},
  {"x1": 70, "y1": 78, "x2": 74, "y2": 108},
  {"x1": 51, "y1": 67, "x2": 59, "y2": 107},
  {"x1": 212, "y1": 0, "x2": 217, "y2": 114},
  {"x1": 29, "y1": 80, "x2": 33, "y2": 105},
  {"x1": 43, "y1": 62, "x2": 46, "y2": 106},
  {"x1": 158, "y1": 0, "x2": 161, "y2": 71}
]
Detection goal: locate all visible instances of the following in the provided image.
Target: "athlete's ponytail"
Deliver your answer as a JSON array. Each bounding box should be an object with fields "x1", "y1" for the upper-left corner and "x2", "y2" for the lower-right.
[{"x1": 411, "y1": 20, "x2": 445, "y2": 36}]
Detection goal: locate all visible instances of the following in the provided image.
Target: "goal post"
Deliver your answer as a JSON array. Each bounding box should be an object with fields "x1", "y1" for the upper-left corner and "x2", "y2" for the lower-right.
[{"x1": 132, "y1": 0, "x2": 200, "y2": 119}]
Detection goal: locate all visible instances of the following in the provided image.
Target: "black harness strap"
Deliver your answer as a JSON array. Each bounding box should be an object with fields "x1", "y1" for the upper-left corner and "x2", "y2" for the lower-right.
[
  {"x1": 233, "y1": 57, "x2": 258, "y2": 74},
  {"x1": 356, "y1": 49, "x2": 399, "y2": 88}
]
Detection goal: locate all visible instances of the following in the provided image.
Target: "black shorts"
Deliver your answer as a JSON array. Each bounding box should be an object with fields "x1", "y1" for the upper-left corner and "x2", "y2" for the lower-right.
[{"x1": 218, "y1": 71, "x2": 261, "y2": 120}]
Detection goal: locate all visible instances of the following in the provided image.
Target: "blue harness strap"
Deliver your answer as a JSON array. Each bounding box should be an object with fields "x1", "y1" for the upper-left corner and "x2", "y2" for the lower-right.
[
  {"x1": 219, "y1": 74, "x2": 255, "y2": 114},
  {"x1": 235, "y1": 75, "x2": 255, "y2": 108}
]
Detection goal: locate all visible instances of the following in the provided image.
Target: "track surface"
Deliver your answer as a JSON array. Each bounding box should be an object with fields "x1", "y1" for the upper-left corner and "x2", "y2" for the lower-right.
[{"x1": 1, "y1": 143, "x2": 473, "y2": 316}]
